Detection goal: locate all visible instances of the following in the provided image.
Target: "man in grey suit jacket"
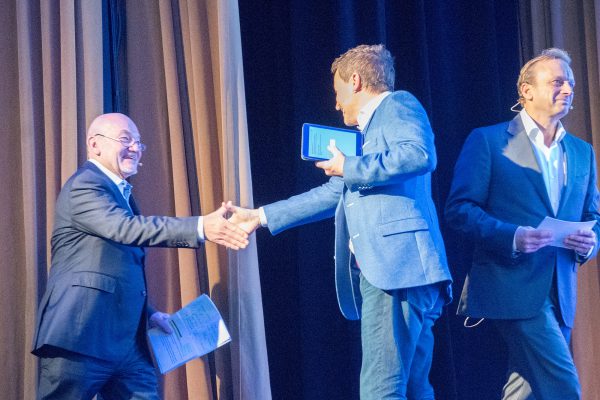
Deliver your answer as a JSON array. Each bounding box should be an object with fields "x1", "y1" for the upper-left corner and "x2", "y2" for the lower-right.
[
  {"x1": 445, "y1": 48, "x2": 600, "y2": 399},
  {"x1": 32, "y1": 113, "x2": 249, "y2": 399},
  {"x1": 231, "y1": 44, "x2": 452, "y2": 399}
]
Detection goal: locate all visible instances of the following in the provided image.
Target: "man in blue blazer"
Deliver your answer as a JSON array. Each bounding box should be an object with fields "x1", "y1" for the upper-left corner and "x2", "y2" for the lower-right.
[
  {"x1": 231, "y1": 44, "x2": 452, "y2": 399},
  {"x1": 32, "y1": 113, "x2": 249, "y2": 399},
  {"x1": 445, "y1": 48, "x2": 600, "y2": 399}
]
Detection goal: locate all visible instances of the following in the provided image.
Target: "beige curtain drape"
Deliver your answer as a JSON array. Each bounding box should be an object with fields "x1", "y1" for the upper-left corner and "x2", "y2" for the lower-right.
[
  {"x1": 125, "y1": 1, "x2": 270, "y2": 399},
  {"x1": 0, "y1": 0, "x2": 270, "y2": 399},
  {"x1": 2, "y1": 1, "x2": 103, "y2": 398},
  {"x1": 519, "y1": 1, "x2": 600, "y2": 399}
]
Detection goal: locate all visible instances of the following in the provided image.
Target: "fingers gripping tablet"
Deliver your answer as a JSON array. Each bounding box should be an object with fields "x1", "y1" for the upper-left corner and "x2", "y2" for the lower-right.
[{"x1": 301, "y1": 123, "x2": 362, "y2": 160}]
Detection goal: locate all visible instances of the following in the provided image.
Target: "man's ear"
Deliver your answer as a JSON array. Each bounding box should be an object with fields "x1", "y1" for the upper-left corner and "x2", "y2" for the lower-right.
[
  {"x1": 87, "y1": 135, "x2": 101, "y2": 156},
  {"x1": 521, "y1": 82, "x2": 533, "y2": 102},
  {"x1": 351, "y1": 72, "x2": 362, "y2": 92}
]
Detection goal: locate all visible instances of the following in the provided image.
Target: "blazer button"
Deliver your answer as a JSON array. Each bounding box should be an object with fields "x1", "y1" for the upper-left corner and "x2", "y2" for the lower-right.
[{"x1": 141, "y1": 290, "x2": 147, "y2": 297}]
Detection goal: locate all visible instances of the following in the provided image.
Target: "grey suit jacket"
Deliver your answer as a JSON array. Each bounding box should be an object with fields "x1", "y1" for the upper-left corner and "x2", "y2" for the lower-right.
[
  {"x1": 264, "y1": 91, "x2": 452, "y2": 320},
  {"x1": 32, "y1": 161, "x2": 200, "y2": 361},
  {"x1": 445, "y1": 114, "x2": 600, "y2": 327}
]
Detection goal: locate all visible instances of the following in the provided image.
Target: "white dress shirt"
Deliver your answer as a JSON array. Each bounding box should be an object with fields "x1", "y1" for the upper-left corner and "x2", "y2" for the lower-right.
[
  {"x1": 512, "y1": 110, "x2": 588, "y2": 255},
  {"x1": 357, "y1": 91, "x2": 391, "y2": 132},
  {"x1": 520, "y1": 109, "x2": 566, "y2": 214}
]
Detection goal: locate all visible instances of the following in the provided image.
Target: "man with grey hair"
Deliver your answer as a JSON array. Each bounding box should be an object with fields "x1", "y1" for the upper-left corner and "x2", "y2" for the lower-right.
[
  {"x1": 230, "y1": 44, "x2": 452, "y2": 399},
  {"x1": 446, "y1": 48, "x2": 600, "y2": 399}
]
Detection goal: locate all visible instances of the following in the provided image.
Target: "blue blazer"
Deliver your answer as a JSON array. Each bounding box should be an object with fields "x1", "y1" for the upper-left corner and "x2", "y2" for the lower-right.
[
  {"x1": 445, "y1": 114, "x2": 600, "y2": 327},
  {"x1": 264, "y1": 91, "x2": 452, "y2": 320},
  {"x1": 32, "y1": 161, "x2": 200, "y2": 361}
]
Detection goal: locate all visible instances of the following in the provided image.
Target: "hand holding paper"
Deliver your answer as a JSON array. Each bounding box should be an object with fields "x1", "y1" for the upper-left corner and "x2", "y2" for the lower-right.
[
  {"x1": 149, "y1": 311, "x2": 173, "y2": 334},
  {"x1": 515, "y1": 226, "x2": 554, "y2": 253},
  {"x1": 536, "y1": 217, "x2": 597, "y2": 251},
  {"x1": 564, "y1": 229, "x2": 597, "y2": 255},
  {"x1": 147, "y1": 294, "x2": 231, "y2": 374}
]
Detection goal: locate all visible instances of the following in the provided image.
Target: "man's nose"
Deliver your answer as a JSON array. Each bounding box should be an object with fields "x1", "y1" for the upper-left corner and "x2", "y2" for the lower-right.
[{"x1": 562, "y1": 81, "x2": 574, "y2": 94}]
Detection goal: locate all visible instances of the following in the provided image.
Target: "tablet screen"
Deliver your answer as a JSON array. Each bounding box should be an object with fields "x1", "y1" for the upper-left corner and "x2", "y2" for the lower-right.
[{"x1": 301, "y1": 123, "x2": 361, "y2": 161}]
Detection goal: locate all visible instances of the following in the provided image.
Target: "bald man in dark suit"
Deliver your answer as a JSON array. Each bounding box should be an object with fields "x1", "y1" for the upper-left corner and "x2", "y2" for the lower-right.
[{"x1": 32, "y1": 113, "x2": 248, "y2": 399}]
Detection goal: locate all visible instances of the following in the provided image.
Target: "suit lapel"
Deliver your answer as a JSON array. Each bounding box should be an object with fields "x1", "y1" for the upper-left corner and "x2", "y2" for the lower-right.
[
  {"x1": 129, "y1": 195, "x2": 141, "y2": 215},
  {"x1": 505, "y1": 115, "x2": 555, "y2": 215},
  {"x1": 556, "y1": 136, "x2": 576, "y2": 217},
  {"x1": 85, "y1": 161, "x2": 137, "y2": 213}
]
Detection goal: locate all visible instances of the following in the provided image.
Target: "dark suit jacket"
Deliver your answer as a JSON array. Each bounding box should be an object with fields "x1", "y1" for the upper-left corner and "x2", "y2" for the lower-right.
[
  {"x1": 32, "y1": 161, "x2": 200, "y2": 361},
  {"x1": 265, "y1": 91, "x2": 452, "y2": 320},
  {"x1": 445, "y1": 114, "x2": 600, "y2": 327}
]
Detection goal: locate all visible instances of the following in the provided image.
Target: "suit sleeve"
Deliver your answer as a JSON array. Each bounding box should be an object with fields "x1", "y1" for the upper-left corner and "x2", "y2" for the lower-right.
[
  {"x1": 576, "y1": 144, "x2": 600, "y2": 263},
  {"x1": 343, "y1": 92, "x2": 436, "y2": 192},
  {"x1": 263, "y1": 176, "x2": 343, "y2": 235},
  {"x1": 444, "y1": 128, "x2": 519, "y2": 258},
  {"x1": 69, "y1": 174, "x2": 200, "y2": 248}
]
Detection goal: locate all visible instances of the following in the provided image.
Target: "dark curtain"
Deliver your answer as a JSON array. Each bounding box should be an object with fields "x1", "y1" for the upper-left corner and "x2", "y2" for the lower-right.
[{"x1": 239, "y1": 1, "x2": 521, "y2": 399}]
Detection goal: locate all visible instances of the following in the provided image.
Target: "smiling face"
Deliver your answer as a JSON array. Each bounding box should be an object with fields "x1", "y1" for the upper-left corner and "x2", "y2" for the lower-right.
[
  {"x1": 87, "y1": 113, "x2": 143, "y2": 179},
  {"x1": 333, "y1": 71, "x2": 362, "y2": 126},
  {"x1": 522, "y1": 58, "x2": 575, "y2": 121}
]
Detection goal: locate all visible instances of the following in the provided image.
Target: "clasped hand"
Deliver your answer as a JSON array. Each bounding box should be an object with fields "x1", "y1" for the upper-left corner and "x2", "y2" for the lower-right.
[
  {"x1": 225, "y1": 203, "x2": 261, "y2": 235},
  {"x1": 203, "y1": 201, "x2": 250, "y2": 250}
]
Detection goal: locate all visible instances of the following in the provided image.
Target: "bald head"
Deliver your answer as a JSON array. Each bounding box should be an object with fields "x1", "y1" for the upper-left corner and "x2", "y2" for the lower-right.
[
  {"x1": 86, "y1": 113, "x2": 143, "y2": 179},
  {"x1": 87, "y1": 113, "x2": 139, "y2": 141}
]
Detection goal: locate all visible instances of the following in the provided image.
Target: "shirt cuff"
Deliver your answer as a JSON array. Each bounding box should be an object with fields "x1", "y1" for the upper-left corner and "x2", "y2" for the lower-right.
[
  {"x1": 258, "y1": 207, "x2": 268, "y2": 227},
  {"x1": 577, "y1": 246, "x2": 594, "y2": 258},
  {"x1": 197, "y1": 216, "x2": 205, "y2": 242},
  {"x1": 512, "y1": 229, "x2": 520, "y2": 257}
]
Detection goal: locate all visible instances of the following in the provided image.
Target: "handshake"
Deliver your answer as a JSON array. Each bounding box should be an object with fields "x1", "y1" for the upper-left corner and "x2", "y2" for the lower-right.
[{"x1": 203, "y1": 201, "x2": 261, "y2": 250}]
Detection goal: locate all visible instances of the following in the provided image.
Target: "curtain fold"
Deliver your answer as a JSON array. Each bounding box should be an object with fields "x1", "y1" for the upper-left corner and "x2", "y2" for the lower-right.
[
  {"x1": 1, "y1": 0, "x2": 104, "y2": 398},
  {"x1": 15, "y1": 2, "x2": 43, "y2": 399},
  {"x1": 213, "y1": 1, "x2": 271, "y2": 398},
  {"x1": 125, "y1": 1, "x2": 270, "y2": 398},
  {"x1": 519, "y1": 2, "x2": 600, "y2": 399}
]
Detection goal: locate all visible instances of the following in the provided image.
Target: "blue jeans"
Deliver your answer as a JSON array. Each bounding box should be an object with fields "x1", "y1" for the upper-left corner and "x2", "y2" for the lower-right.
[
  {"x1": 359, "y1": 275, "x2": 445, "y2": 400},
  {"x1": 37, "y1": 344, "x2": 159, "y2": 400}
]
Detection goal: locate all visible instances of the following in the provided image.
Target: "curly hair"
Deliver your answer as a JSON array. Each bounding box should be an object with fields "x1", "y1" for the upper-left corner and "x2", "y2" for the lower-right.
[{"x1": 331, "y1": 44, "x2": 395, "y2": 93}]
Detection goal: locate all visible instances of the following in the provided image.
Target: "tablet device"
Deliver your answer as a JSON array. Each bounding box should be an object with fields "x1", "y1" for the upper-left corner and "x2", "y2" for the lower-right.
[{"x1": 301, "y1": 123, "x2": 362, "y2": 161}]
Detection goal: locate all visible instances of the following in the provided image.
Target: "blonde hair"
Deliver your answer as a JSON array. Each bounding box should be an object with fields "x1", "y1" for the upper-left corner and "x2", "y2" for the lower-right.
[
  {"x1": 517, "y1": 48, "x2": 572, "y2": 105},
  {"x1": 331, "y1": 44, "x2": 395, "y2": 93}
]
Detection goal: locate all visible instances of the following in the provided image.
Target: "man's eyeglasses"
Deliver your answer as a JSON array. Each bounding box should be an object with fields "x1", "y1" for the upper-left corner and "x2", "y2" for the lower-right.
[{"x1": 95, "y1": 133, "x2": 147, "y2": 152}]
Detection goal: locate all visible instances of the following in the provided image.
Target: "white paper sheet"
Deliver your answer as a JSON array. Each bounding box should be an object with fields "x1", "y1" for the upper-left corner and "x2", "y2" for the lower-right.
[
  {"x1": 536, "y1": 216, "x2": 596, "y2": 248},
  {"x1": 147, "y1": 294, "x2": 231, "y2": 374}
]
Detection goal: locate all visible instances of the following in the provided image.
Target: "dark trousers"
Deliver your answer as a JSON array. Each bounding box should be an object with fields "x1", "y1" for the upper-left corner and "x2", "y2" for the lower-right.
[
  {"x1": 359, "y1": 275, "x2": 445, "y2": 400},
  {"x1": 37, "y1": 344, "x2": 159, "y2": 400},
  {"x1": 495, "y1": 296, "x2": 580, "y2": 400}
]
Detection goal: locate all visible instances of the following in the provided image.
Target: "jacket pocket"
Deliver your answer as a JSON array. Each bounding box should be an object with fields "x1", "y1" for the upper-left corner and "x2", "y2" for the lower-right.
[
  {"x1": 378, "y1": 217, "x2": 428, "y2": 236},
  {"x1": 72, "y1": 271, "x2": 116, "y2": 293}
]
